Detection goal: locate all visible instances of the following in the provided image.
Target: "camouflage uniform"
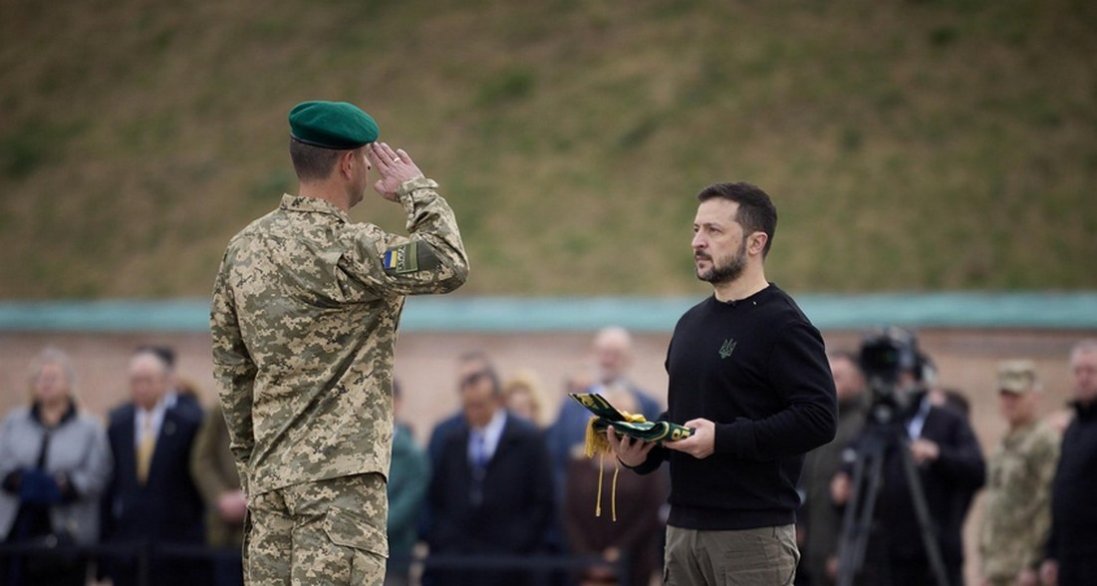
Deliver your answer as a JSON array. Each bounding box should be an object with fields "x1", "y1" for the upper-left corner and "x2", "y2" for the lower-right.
[
  {"x1": 979, "y1": 420, "x2": 1060, "y2": 586},
  {"x1": 210, "y1": 177, "x2": 468, "y2": 585}
]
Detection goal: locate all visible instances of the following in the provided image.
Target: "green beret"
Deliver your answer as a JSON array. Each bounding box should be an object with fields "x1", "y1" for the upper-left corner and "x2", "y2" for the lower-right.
[{"x1": 288, "y1": 101, "x2": 380, "y2": 149}]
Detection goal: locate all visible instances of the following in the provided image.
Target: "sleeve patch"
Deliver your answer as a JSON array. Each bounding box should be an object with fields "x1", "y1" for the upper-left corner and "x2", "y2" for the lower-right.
[{"x1": 382, "y1": 242, "x2": 420, "y2": 275}]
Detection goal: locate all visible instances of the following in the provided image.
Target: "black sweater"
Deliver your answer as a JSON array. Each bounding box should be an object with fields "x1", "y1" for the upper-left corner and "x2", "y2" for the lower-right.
[
  {"x1": 1048, "y1": 399, "x2": 1097, "y2": 561},
  {"x1": 632, "y1": 284, "x2": 837, "y2": 530}
]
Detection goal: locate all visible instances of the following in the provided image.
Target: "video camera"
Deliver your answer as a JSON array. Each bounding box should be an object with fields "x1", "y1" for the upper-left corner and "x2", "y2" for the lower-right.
[{"x1": 858, "y1": 326, "x2": 927, "y2": 425}]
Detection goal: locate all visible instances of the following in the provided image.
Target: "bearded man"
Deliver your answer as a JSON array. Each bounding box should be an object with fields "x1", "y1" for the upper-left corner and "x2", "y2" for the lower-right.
[{"x1": 607, "y1": 182, "x2": 837, "y2": 586}]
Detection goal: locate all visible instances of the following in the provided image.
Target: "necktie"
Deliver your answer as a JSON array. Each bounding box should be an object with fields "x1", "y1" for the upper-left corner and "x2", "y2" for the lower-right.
[
  {"x1": 472, "y1": 431, "x2": 488, "y2": 471},
  {"x1": 136, "y1": 416, "x2": 156, "y2": 485},
  {"x1": 470, "y1": 431, "x2": 488, "y2": 505}
]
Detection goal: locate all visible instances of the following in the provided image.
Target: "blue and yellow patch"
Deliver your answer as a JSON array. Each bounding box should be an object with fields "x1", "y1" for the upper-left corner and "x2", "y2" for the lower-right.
[{"x1": 382, "y1": 242, "x2": 420, "y2": 275}]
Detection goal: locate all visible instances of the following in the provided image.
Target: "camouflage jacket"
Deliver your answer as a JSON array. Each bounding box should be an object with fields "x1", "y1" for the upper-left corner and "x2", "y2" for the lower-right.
[
  {"x1": 210, "y1": 177, "x2": 468, "y2": 496},
  {"x1": 979, "y1": 420, "x2": 1060, "y2": 579}
]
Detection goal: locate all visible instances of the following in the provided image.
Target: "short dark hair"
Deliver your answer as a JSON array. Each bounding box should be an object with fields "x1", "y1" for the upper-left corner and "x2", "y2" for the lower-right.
[
  {"x1": 457, "y1": 350, "x2": 501, "y2": 395},
  {"x1": 136, "y1": 344, "x2": 175, "y2": 370},
  {"x1": 131, "y1": 347, "x2": 171, "y2": 374},
  {"x1": 289, "y1": 138, "x2": 345, "y2": 181},
  {"x1": 696, "y1": 182, "x2": 778, "y2": 257}
]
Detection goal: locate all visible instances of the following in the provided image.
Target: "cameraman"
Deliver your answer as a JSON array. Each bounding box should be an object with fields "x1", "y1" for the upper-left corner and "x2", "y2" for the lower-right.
[{"x1": 832, "y1": 331, "x2": 985, "y2": 586}]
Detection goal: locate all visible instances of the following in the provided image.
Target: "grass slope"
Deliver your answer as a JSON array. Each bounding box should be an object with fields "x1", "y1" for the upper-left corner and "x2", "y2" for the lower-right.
[{"x1": 1, "y1": 0, "x2": 1095, "y2": 298}]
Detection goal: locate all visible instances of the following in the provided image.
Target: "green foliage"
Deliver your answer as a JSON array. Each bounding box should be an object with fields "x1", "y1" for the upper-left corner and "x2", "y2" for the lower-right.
[
  {"x1": 0, "y1": 119, "x2": 83, "y2": 180},
  {"x1": 476, "y1": 68, "x2": 536, "y2": 107},
  {"x1": 0, "y1": 0, "x2": 1095, "y2": 298},
  {"x1": 0, "y1": 134, "x2": 46, "y2": 180}
]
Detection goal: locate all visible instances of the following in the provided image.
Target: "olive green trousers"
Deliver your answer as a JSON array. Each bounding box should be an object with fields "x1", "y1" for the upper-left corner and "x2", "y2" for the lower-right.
[{"x1": 664, "y1": 524, "x2": 799, "y2": 586}]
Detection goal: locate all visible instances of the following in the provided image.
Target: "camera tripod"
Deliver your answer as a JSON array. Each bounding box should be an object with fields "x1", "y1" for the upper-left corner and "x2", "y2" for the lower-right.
[{"x1": 835, "y1": 410, "x2": 950, "y2": 586}]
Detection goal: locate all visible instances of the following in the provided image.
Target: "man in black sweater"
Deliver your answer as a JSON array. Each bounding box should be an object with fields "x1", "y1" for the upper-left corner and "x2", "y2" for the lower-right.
[
  {"x1": 1041, "y1": 339, "x2": 1097, "y2": 586},
  {"x1": 609, "y1": 182, "x2": 838, "y2": 586}
]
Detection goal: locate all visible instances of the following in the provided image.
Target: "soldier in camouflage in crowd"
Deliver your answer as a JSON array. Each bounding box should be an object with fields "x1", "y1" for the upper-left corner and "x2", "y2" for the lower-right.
[
  {"x1": 211, "y1": 101, "x2": 469, "y2": 586},
  {"x1": 979, "y1": 360, "x2": 1060, "y2": 586}
]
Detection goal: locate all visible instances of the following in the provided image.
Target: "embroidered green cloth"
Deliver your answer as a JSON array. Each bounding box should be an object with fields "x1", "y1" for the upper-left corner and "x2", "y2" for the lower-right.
[
  {"x1": 568, "y1": 392, "x2": 694, "y2": 521},
  {"x1": 568, "y1": 393, "x2": 694, "y2": 444}
]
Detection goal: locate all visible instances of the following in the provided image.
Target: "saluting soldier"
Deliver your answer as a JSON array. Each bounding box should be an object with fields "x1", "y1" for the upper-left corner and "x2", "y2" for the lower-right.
[
  {"x1": 978, "y1": 360, "x2": 1060, "y2": 586},
  {"x1": 210, "y1": 101, "x2": 469, "y2": 586}
]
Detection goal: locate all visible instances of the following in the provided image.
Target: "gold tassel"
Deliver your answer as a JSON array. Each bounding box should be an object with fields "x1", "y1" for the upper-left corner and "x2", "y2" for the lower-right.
[
  {"x1": 584, "y1": 414, "x2": 643, "y2": 522},
  {"x1": 583, "y1": 411, "x2": 645, "y2": 459},
  {"x1": 584, "y1": 416, "x2": 610, "y2": 458},
  {"x1": 611, "y1": 458, "x2": 620, "y2": 522},
  {"x1": 595, "y1": 451, "x2": 604, "y2": 517}
]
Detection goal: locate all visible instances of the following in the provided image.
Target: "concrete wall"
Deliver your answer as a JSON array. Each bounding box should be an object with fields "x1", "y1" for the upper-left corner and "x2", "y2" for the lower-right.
[{"x1": 2, "y1": 328, "x2": 1090, "y2": 442}]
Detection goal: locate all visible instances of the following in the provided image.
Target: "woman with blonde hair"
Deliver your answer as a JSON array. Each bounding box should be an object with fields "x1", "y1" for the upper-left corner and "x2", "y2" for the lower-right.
[
  {"x1": 503, "y1": 369, "x2": 549, "y2": 429},
  {"x1": 0, "y1": 348, "x2": 112, "y2": 586}
]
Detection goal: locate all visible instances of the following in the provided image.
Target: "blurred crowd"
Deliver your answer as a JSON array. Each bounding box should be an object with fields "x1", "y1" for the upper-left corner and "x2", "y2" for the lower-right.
[
  {"x1": 1, "y1": 331, "x2": 1095, "y2": 586},
  {"x1": 0, "y1": 345, "x2": 240, "y2": 586},
  {"x1": 796, "y1": 337, "x2": 1097, "y2": 586}
]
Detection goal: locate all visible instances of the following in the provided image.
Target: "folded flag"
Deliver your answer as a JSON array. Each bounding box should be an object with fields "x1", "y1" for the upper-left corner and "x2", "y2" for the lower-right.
[{"x1": 568, "y1": 393, "x2": 695, "y2": 521}]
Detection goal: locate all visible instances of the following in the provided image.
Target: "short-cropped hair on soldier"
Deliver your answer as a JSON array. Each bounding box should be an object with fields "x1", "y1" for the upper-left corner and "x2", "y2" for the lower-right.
[{"x1": 289, "y1": 138, "x2": 345, "y2": 181}]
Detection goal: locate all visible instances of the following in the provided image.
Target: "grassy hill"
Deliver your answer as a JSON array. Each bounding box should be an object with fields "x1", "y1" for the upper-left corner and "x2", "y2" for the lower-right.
[{"x1": 1, "y1": 0, "x2": 1095, "y2": 298}]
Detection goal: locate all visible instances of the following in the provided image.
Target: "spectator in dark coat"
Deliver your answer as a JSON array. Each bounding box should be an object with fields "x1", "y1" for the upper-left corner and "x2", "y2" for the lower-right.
[
  {"x1": 1041, "y1": 340, "x2": 1097, "y2": 586},
  {"x1": 799, "y1": 350, "x2": 867, "y2": 586},
  {"x1": 386, "y1": 381, "x2": 429, "y2": 586},
  {"x1": 101, "y1": 350, "x2": 207, "y2": 586},
  {"x1": 424, "y1": 352, "x2": 554, "y2": 586},
  {"x1": 563, "y1": 388, "x2": 666, "y2": 586}
]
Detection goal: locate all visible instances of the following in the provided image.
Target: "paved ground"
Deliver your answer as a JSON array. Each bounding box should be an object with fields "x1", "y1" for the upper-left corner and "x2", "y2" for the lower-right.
[{"x1": 2, "y1": 326, "x2": 1093, "y2": 584}]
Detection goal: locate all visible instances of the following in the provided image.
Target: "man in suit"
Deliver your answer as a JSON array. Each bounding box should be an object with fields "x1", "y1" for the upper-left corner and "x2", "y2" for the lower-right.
[
  {"x1": 425, "y1": 352, "x2": 554, "y2": 586},
  {"x1": 833, "y1": 331, "x2": 986, "y2": 586},
  {"x1": 101, "y1": 349, "x2": 207, "y2": 586}
]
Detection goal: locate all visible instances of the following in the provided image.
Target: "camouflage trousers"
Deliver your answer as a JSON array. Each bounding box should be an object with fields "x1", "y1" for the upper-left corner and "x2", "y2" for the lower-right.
[{"x1": 245, "y1": 473, "x2": 388, "y2": 586}]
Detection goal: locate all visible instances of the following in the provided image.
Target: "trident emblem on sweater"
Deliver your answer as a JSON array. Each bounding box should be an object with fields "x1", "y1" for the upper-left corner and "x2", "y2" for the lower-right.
[{"x1": 719, "y1": 338, "x2": 737, "y2": 359}]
